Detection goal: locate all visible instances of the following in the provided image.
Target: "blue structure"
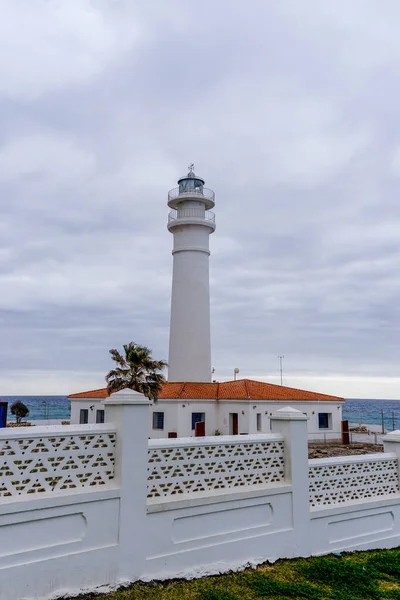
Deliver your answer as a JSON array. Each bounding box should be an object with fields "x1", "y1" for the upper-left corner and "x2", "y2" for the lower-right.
[{"x1": 0, "y1": 402, "x2": 7, "y2": 428}]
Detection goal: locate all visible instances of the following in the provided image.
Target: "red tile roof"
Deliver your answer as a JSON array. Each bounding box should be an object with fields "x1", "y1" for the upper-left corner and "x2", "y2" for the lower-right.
[
  {"x1": 68, "y1": 388, "x2": 109, "y2": 399},
  {"x1": 69, "y1": 380, "x2": 343, "y2": 402}
]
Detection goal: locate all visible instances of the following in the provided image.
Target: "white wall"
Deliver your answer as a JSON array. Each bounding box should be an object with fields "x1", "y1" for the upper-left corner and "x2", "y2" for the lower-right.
[
  {"x1": 144, "y1": 488, "x2": 295, "y2": 579},
  {"x1": 70, "y1": 398, "x2": 105, "y2": 425},
  {"x1": 70, "y1": 397, "x2": 343, "y2": 440},
  {"x1": 0, "y1": 490, "x2": 121, "y2": 600},
  {"x1": 3, "y1": 396, "x2": 400, "y2": 600},
  {"x1": 217, "y1": 401, "x2": 250, "y2": 435},
  {"x1": 148, "y1": 401, "x2": 179, "y2": 439},
  {"x1": 177, "y1": 400, "x2": 218, "y2": 436}
]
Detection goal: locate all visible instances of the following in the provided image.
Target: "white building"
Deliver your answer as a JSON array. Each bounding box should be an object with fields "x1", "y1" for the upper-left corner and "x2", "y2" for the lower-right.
[
  {"x1": 69, "y1": 167, "x2": 344, "y2": 438},
  {"x1": 68, "y1": 379, "x2": 344, "y2": 440}
]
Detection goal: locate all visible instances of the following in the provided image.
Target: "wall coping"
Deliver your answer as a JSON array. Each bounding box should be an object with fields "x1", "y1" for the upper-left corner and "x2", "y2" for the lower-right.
[
  {"x1": 308, "y1": 452, "x2": 396, "y2": 468},
  {"x1": 0, "y1": 486, "x2": 120, "y2": 511},
  {"x1": 147, "y1": 482, "x2": 292, "y2": 512},
  {"x1": 310, "y1": 492, "x2": 400, "y2": 517},
  {"x1": 0, "y1": 423, "x2": 116, "y2": 440},
  {"x1": 148, "y1": 433, "x2": 284, "y2": 449}
]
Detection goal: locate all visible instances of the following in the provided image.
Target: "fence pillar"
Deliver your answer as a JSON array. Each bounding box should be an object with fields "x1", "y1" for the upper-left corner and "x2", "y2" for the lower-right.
[
  {"x1": 103, "y1": 389, "x2": 150, "y2": 582},
  {"x1": 270, "y1": 406, "x2": 310, "y2": 556},
  {"x1": 383, "y1": 430, "x2": 400, "y2": 481}
]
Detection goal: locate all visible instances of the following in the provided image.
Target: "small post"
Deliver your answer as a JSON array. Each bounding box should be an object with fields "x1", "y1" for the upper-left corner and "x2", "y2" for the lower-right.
[
  {"x1": 341, "y1": 420, "x2": 349, "y2": 445},
  {"x1": 383, "y1": 430, "x2": 400, "y2": 483},
  {"x1": 271, "y1": 406, "x2": 309, "y2": 556},
  {"x1": 103, "y1": 388, "x2": 150, "y2": 582},
  {"x1": 382, "y1": 409, "x2": 385, "y2": 434}
]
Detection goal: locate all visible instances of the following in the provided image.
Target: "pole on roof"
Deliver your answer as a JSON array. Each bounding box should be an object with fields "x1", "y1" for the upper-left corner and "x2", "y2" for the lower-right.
[{"x1": 278, "y1": 355, "x2": 284, "y2": 386}]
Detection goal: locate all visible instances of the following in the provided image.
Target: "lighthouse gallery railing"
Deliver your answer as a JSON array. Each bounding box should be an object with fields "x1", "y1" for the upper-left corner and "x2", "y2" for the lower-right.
[{"x1": 168, "y1": 208, "x2": 215, "y2": 224}]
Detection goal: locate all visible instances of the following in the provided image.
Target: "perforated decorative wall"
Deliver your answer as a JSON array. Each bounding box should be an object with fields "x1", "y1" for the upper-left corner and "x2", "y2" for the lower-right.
[
  {"x1": 0, "y1": 431, "x2": 116, "y2": 497},
  {"x1": 309, "y1": 455, "x2": 399, "y2": 508},
  {"x1": 147, "y1": 439, "x2": 285, "y2": 499}
]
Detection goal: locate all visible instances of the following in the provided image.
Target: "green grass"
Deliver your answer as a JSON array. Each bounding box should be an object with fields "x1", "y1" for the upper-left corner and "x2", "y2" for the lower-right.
[{"x1": 65, "y1": 548, "x2": 400, "y2": 600}]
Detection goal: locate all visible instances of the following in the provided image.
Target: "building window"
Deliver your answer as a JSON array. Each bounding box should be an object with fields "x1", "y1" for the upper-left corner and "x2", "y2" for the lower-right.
[
  {"x1": 192, "y1": 412, "x2": 205, "y2": 430},
  {"x1": 318, "y1": 413, "x2": 332, "y2": 429},
  {"x1": 256, "y1": 413, "x2": 262, "y2": 432},
  {"x1": 153, "y1": 412, "x2": 164, "y2": 430},
  {"x1": 96, "y1": 410, "x2": 105, "y2": 424},
  {"x1": 80, "y1": 409, "x2": 88, "y2": 424}
]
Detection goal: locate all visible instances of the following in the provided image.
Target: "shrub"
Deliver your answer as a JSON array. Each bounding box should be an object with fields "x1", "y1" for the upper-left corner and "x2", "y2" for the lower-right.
[{"x1": 10, "y1": 400, "x2": 29, "y2": 424}]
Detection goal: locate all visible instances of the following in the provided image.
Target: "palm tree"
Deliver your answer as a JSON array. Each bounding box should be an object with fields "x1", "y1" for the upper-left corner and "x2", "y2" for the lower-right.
[{"x1": 105, "y1": 342, "x2": 167, "y2": 401}]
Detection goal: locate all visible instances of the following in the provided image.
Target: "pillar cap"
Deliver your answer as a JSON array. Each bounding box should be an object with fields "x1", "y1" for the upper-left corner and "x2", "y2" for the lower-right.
[
  {"x1": 103, "y1": 388, "x2": 151, "y2": 406},
  {"x1": 270, "y1": 406, "x2": 308, "y2": 421},
  {"x1": 383, "y1": 430, "x2": 400, "y2": 442}
]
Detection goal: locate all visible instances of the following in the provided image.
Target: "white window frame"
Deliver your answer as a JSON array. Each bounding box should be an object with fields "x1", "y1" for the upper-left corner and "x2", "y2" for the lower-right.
[{"x1": 318, "y1": 412, "x2": 332, "y2": 430}]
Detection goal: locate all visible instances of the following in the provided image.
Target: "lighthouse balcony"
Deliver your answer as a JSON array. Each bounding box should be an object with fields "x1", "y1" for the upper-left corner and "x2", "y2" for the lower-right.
[
  {"x1": 168, "y1": 186, "x2": 215, "y2": 210},
  {"x1": 168, "y1": 208, "x2": 216, "y2": 231}
]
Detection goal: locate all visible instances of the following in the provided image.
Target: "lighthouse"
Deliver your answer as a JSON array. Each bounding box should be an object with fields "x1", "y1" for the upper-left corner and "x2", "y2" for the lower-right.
[{"x1": 167, "y1": 165, "x2": 216, "y2": 382}]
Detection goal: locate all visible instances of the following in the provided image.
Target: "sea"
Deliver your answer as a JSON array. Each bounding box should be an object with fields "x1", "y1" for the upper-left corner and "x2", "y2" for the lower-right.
[
  {"x1": 0, "y1": 396, "x2": 70, "y2": 422},
  {"x1": 1, "y1": 396, "x2": 400, "y2": 430}
]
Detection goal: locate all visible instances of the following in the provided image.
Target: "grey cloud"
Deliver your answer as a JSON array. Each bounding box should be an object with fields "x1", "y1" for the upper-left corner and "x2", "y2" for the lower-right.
[{"x1": 1, "y1": 0, "x2": 400, "y2": 396}]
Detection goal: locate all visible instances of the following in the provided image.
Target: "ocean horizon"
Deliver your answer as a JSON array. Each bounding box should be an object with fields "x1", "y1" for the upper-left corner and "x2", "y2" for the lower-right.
[{"x1": 1, "y1": 395, "x2": 400, "y2": 430}]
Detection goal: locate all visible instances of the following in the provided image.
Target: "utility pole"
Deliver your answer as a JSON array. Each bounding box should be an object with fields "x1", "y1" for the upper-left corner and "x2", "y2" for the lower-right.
[{"x1": 278, "y1": 355, "x2": 284, "y2": 386}]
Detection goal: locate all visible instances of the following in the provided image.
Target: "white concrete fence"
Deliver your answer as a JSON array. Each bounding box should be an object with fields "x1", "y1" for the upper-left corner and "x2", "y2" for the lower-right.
[{"x1": 2, "y1": 390, "x2": 400, "y2": 600}]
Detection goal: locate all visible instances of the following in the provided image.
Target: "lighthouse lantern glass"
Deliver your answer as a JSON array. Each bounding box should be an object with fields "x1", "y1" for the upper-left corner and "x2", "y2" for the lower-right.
[{"x1": 179, "y1": 178, "x2": 204, "y2": 194}]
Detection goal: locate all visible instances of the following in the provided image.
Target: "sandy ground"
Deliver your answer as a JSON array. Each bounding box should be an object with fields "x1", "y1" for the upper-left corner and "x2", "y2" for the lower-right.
[
  {"x1": 309, "y1": 442, "x2": 384, "y2": 459},
  {"x1": 308, "y1": 422, "x2": 389, "y2": 458}
]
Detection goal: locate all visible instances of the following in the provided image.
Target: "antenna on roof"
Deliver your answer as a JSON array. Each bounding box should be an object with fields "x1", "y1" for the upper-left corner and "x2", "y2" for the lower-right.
[
  {"x1": 188, "y1": 162, "x2": 195, "y2": 173},
  {"x1": 278, "y1": 356, "x2": 284, "y2": 386}
]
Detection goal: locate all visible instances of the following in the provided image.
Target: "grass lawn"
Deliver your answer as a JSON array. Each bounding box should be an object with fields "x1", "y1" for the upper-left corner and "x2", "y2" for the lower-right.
[{"x1": 68, "y1": 548, "x2": 400, "y2": 600}]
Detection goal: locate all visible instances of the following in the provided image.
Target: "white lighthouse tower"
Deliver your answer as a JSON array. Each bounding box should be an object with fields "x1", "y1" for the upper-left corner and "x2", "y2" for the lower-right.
[{"x1": 167, "y1": 165, "x2": 216, "y2": 382}]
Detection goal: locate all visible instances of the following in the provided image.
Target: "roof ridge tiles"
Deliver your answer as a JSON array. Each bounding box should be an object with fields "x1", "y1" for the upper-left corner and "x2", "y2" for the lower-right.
[{"x1": 68, "y1": 379, "x2": 344, "y2": 401}]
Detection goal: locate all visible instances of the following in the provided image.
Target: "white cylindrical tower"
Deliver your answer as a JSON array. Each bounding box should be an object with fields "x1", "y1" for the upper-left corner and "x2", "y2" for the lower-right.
[{"x1": 167, "y1": 166, "x2": 216, "y2": 382}]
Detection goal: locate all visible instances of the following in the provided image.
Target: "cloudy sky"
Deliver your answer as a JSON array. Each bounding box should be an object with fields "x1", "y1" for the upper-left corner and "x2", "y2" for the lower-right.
[{"x1": 1, "y1": 0, "x2": 400, "y2": 398}]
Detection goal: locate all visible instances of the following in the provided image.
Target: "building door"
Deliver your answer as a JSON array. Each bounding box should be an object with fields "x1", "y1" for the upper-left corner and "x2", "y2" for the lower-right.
[{"x1": 229, "y1": 413, "x2": 239, "y2": 435}]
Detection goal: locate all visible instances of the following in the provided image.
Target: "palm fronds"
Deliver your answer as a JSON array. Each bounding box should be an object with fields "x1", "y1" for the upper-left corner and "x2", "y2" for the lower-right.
[{"x1": 105, "y1": 342, "x2": 167, "y2": 401}]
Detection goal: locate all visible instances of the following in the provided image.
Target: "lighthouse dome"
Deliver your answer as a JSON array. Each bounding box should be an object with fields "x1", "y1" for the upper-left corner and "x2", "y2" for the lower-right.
[
  {"x1": 177, "y1": 165, "x2": 205, "y2": 192},
  {"x1": 168, "y1": 164, "x2": 215, "y2": 209}
]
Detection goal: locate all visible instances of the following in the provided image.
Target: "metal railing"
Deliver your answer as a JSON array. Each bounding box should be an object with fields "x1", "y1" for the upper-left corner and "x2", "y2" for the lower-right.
[
  {"x1": 168, "y1": 187, "x2": 215, "y2": 203},
  {"x1": 168, "y1": 209, "x2": 215, "y2": 224},
  {"x1": 308, "y1": 430, "x2": 383, "y2": 446}
]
